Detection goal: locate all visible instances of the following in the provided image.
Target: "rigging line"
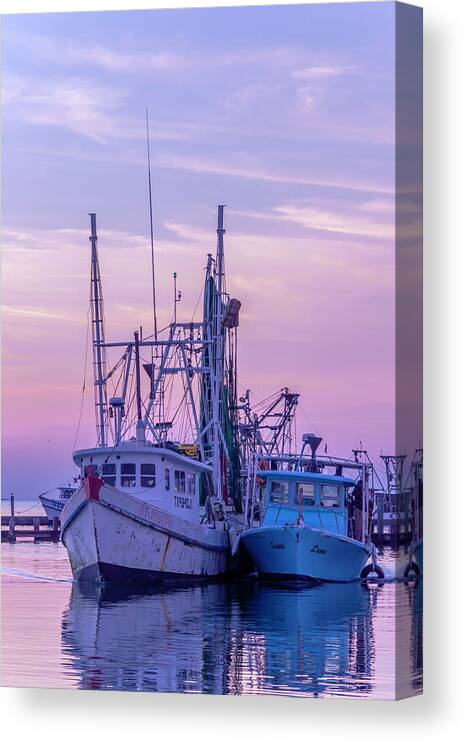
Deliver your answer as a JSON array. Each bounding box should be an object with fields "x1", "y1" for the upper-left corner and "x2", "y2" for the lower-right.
[
  {"x1": 190, "y1": 284, "x2": 204, "y2": 323},
  {"x1": 16, "y1": 501, "x2": 44, "y2": 514},
  {"x1": 170, "y1": 385, "x2": 190, "y2": 428},
  {"x1": 103, "y1": 354, "x2": 126, "y2": 383},
  {"x1": 146, "y1": 106, "x2": 158, "y2": 353},
  {"x1": 72, "y1": 306, "x2": 91, "y2": 459},
  {"x1": 113, "y1": 359, "x2": 126, "y2": 395},
  {"x1": 298, "y1": 404, "x2": 323, "y2": 438}
]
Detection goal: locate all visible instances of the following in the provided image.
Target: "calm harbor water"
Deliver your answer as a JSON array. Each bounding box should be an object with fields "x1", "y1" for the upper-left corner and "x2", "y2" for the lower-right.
[{"x1": 1, "y1": 500, "x2": 422, "y2": 698}]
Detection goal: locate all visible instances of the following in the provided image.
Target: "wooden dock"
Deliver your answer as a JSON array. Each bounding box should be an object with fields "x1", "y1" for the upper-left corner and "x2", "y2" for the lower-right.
[{"x1": 1, "y1": 495, "x2": 60, "y2": 543}]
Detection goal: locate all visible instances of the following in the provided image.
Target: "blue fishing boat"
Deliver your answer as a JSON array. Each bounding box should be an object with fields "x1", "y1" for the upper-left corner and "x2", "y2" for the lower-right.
[{"x1": 237, "y1": 434, "x2": 383, "y2": 583}]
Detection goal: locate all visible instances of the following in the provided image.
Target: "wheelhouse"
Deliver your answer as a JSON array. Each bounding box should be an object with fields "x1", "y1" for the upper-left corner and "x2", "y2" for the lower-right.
[
  {"x1": 259, "y1": 470, "x2": 355, "y2": 536},
  {"x1": 58, "y1": 486, "x2": 76, "y2": 501},
  {"x1": 73, "y1": 441, "x2": 212, "y2": 522}
]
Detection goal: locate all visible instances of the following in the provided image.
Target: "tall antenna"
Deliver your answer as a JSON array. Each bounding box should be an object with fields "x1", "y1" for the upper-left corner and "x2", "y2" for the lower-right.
[{"x1": 145, "y1": 106, "x2": 158, "y2": 346}]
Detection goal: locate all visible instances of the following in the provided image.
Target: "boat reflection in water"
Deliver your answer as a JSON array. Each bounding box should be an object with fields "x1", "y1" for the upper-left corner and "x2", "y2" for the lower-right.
[{"x1": 60, "y1": 578, "x2": 422, "y2": 698}]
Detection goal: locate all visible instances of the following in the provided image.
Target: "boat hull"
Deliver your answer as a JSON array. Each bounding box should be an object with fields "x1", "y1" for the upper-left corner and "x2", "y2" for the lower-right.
[
  {"x1": 240, "y1": 525, "x2": 370, "y2": 582},
  {"x1": 61, "y1": 483, "x2": 230, "y2": 584},
  {"x1": 39, "y1": 495, "x2": 65, "y2": 520}
]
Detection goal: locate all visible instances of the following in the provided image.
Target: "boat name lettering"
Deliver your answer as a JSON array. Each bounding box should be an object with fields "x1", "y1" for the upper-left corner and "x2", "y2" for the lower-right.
[
  {"x1": 138, "y1": 503, "x2": 174, "y2": 530},
  {"x1": 311, "y1": 544, "x2": 327, "y2": 554},
  {"x1": 174, "y1": 495, "x2": 193, "y2": 510},
  {"x1": 270, "y1": 542, "x2": 285, "y2": 550}
]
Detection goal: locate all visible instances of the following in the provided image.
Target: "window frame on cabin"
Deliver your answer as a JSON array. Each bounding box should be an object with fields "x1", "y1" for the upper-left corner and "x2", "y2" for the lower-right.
[
  {"x1": 141, "y1": 463, "x2": 156, "y2": 488},
  {"x1": 186, "y1": 472, "x2": 196, "y2": 496},
  {"x1": 101, "y1": 463, "x2": 116, "y2": 487},
  {"x1": 294, "y1": 481, "x2": 316, "y2": 508},
  {"x1": 121, "y1": 462, "x2": 136, "y2": 488},
  {"x1": 175, "y1": 470, "x2": 186, "y2": 493},
  {"x1": 321, "y1": 483, "x2": 341, "y2": 508},
  {"x1": 269, "y1": 479, "x2": 290, "y2": 505}
]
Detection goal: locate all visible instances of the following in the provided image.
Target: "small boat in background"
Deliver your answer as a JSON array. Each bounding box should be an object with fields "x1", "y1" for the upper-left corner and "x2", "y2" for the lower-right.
[
  {"x1": 39, "y1": 486, "x2": 76, "y2": 520},
  {"x1": 235, "y1": 434, "x2": 383, "y2": 583}
]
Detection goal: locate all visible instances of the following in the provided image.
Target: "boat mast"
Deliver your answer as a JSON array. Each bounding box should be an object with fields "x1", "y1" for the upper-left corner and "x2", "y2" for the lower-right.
[
  {"x1": 134, "y1": 329, "x2": 146, "y2": 444},
  {"x1": 211, "y1": 205, "x2": 226, "y2": 500},
  {"x1": 89, "y1": 213, "x2": 108, "y2": 447},
  {"x1": 134, "y1": 330, "x2": 143, "y2": 423}
]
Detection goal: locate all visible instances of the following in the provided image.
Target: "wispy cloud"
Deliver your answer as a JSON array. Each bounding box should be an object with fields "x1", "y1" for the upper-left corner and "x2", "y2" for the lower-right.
[
  {"x1": 295, "y1": 86, "x2": 316, "y2": 111},
  {"x1": 159, "y1": 154, "x2": 394, "y2": 195},
  {"x1": 3, "y1": 73, "x2": 132, "y2": 143},
  {"x1": 273, "y1": 203, "x2": 394, "y2": 239},
  {"x1": 291, "y1": 65, "x2": 357, "y2": 80},
  {"x1": 7, "y1": 28, "x2": 191, "y2": 74},
  {"x1": 2, "y1": 305, "x2": 81, "y2": 323},
  {"x1": 2, "y1": 73, "x2": 194, "y2": 143},
  {"x1": 75, "y1": 47, "x2": 189, "y2": 73}
]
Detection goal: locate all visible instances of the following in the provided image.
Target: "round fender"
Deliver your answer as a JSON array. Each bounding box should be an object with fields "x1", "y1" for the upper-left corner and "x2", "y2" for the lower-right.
[
  {"x1": 403, "y1": 561, "x2": 420, "y2": 578},
  {"x1": 360, "y1": 563, "x2": 385, "y2": 580}
]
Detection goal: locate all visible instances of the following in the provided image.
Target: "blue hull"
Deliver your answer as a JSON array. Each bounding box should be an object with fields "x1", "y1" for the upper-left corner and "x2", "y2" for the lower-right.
[{"x1": 241, "y1": 525, "x2": 370, "y2": 582}]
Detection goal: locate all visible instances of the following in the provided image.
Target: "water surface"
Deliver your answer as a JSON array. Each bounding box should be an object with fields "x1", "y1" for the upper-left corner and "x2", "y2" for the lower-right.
[{"x1": 1, "y1": 501, "x2": 422, "y2": 698}]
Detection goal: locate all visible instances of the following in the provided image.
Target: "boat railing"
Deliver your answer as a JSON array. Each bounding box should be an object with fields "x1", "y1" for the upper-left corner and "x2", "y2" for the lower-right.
[{"x1": 254, "y1": 452, "x2": 369, "y2": 475}]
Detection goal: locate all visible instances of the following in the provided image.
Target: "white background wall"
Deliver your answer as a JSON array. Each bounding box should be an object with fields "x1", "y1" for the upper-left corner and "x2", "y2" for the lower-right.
[{"x1": 1, "y1": 0, "x2": 463, "y2": 739}]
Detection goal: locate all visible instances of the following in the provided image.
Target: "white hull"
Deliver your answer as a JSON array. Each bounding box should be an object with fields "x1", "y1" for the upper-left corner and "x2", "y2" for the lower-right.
[
  {"x1": 61, "y1": 482, "x2": 230, "y2": 583},
  {"x1": 39, "y1": 495, "x2": 64, "y2": 520}
]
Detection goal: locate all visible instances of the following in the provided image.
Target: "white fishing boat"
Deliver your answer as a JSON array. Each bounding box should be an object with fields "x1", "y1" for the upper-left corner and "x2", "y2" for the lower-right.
[
  {"x1": 62, "y1": 206, "x2": 242, "y2": 583},
  {"x1": 39, "y1": 486, "x2": 76, "y2": 519},
  {"x1": 61, "y1": 451, "x2": 229, "y2": 583},
  {"x1": 234, "y1": 435, "x2": 383, "y2": 583}
]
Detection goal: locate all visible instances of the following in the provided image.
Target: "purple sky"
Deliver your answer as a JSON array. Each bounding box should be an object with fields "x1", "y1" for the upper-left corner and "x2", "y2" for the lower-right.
[{"x1": 1, "y1": 3, "x2": 420, "y2": 496}]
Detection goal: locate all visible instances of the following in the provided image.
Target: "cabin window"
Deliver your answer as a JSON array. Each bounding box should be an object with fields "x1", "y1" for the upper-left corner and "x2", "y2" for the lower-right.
[
  {"x1": 101, "y1": 464, "x2": 116, "y2": 486},
  {"x1": 269, "y1": 479, "x2": 289, "y2": 504},
  {"x1": 121, "y1": 463, "x2": 136, "y2": 487},
  {"x1": 295, "y1": 482, "x2": 315, "y2": 507},
  {"x1": 187, "y1": 473, "x2": 196, "y2": 496},
  {"x1": 141, "y1": 463, "x2": 156, "y2": 488},
  {"x1": 175, "y1": 470, "x2": 186, "y2": 493},
  {"x1": 165, "y1": 468, "x2": 170, "y2": 490},
  {"x1": 321, "y1": 484, "x2": 341, "y2": 507}
]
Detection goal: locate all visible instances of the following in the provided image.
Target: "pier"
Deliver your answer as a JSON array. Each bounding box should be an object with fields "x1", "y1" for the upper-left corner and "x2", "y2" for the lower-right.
[{"x1": 1, "y1": 495, "x2": 60, "y2": 543}]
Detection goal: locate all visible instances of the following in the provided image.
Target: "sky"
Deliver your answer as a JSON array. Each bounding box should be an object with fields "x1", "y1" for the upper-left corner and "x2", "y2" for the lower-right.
[{"x1": 0, "y1": 3, "x2": 420, "y2": 496}]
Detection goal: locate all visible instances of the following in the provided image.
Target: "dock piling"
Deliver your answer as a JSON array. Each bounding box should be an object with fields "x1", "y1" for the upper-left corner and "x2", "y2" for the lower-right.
[
  {"x1": 52, "y1": 517, "x2": 60, "y2": 542},
  {"x1": 8, "y1": 517, "x2": 16, "y2": 544}
]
